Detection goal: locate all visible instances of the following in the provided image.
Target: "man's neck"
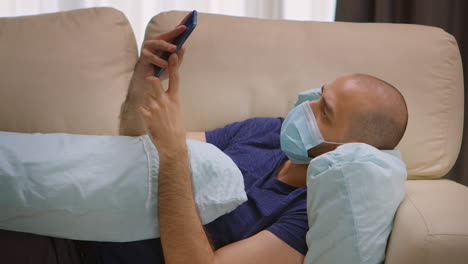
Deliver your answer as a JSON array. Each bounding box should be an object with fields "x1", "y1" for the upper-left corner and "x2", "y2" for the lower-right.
[{"x1": 275, "y1": 160, "x2": 308, "y2": 188}]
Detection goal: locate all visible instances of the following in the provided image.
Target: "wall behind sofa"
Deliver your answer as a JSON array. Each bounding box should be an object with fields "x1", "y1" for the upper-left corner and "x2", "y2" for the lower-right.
[{"x1": 0, "y1": 0, "x2": 337, "y2": 51}]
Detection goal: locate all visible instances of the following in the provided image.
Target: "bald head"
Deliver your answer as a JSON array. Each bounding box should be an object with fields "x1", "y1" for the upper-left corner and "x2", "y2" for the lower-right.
[
  {"x1": 307, "y1": 73, "x2": 408, "y2": 157},
  {"x1": 343, "y1": 73, "x2": 408, "y2": 149}
]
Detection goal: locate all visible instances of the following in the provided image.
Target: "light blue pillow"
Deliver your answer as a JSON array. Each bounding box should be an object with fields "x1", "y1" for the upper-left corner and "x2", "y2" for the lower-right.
[
  {"x1": 304, "y1": 143, "x2": 406, "y2": 264},
  {"x1": 0, "y1": 132, "x2": 247, "y2": 241}
]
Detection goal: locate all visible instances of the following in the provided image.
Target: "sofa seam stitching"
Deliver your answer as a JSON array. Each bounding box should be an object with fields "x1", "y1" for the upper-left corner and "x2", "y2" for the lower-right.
[{"x1": 406, "y1": 191, "x2": 432, "y2": 235}]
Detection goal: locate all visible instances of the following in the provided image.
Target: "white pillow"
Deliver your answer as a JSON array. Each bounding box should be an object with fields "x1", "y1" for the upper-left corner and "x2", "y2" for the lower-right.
[
  {"x1": 305, "y1": 143, "x2": 406, "y2": 264},
  {"x1": 0, "y1": 132, "x2": 247, "y2": 241}
]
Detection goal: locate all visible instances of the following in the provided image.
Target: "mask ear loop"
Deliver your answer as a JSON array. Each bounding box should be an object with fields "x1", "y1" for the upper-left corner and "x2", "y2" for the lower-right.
[{"x1": 322, "y1": 140, "x2": 343, "y2": 145}]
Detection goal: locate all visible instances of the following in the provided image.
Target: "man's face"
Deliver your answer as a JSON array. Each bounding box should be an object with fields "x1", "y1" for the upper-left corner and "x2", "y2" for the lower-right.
[{"x1": 307, "y1": 75, "x2": 374, "y2": 157}]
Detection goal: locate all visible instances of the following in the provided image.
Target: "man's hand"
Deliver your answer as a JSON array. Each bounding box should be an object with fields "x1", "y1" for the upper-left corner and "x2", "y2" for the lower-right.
[
  {"x1": 138, "y1": 53, "x2": 186, "y2": 153},
  {"x1": 135, "y1": 12, "x2": 191, "y2": 82},
  {"x1": 119, "y1": 12, "x2": 192, "y2": 137}
]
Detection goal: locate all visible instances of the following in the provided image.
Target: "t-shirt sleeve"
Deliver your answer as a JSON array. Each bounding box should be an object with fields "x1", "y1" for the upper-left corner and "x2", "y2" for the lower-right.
[
  {"x1": 205, "y1": 120, "x2": 248, "y2": 151},
  {"x1": 205, "y1": 117, "x2": 282, "y2": 151},
  {"x1": 266, "y1": 201, "x2": 309, "y2": 256}
]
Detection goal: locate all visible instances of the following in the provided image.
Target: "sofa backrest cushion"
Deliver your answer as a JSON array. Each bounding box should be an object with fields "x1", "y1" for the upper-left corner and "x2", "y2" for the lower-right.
[
  {"x1": 0, "y1": 7, "x2": 138, "y2": 135},
  {"x1": 144, "y1": 11, "x2": 464, "y2": 179}
]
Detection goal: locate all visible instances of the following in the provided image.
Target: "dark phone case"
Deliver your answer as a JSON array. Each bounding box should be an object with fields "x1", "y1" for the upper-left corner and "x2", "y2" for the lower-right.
[{"x1": 154, "y1": 10, "x2": 197, "y2": 77}]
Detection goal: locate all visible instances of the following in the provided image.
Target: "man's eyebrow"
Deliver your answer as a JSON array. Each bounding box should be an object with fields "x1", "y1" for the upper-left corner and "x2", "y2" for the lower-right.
[{"x1": 321, "y1": 84, "x2": 334, "y2": 117}]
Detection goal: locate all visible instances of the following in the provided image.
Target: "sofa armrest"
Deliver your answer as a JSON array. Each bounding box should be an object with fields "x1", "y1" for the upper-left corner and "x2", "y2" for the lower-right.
[{"x1": 385, "y1": 179, "x2": 468, "y2": 264}]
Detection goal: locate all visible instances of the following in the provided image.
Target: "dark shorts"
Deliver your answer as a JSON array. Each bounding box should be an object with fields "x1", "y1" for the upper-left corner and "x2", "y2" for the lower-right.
[{"x1": 0, "y1": 229, "x2": 98, "y2": 264}]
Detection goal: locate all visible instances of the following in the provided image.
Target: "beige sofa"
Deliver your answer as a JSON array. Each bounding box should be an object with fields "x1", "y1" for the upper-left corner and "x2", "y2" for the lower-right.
[{"x1": 0, "y1": 7, "x2": 467, "y2": 263}]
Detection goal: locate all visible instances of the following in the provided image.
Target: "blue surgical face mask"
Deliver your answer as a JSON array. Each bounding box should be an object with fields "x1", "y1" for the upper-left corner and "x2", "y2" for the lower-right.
[{"x1": 280, "y1": 101, "x2": 342, "y2": 164}]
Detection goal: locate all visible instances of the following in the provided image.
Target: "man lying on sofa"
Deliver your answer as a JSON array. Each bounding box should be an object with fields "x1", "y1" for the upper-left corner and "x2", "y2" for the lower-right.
[{"x1": 73, "y1": 22, "x2": 409, "y2": 264}]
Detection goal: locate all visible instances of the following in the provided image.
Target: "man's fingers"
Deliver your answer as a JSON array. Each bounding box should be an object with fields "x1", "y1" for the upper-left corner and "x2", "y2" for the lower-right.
[
  {"x1": 143, "y1": 92, "x2": 159, "y2": 110},
  {"x1": 145, "y1": 76, "x2": 164, "y2": 98},
  {"x1": 178, "y1": 46, "x2": 185, "y2": 65},
  {"x1": 138, "y1": 106, "x2": 151, "y2": 117},
  {"x1": 168, "y1": 53, "x2": 180, "y2": 96},
  {"x1": 143, "y1": 90, "x2": 157, "y2": 102},
  {"x1": 143, "y1": 39, "x2": 176, "y2": 54},
  {"x1": 138, "y1": 106, "x2": 152, "y2": 121},
  {"x1": 156, "y1": 25, "x2": 187, "y2": 41},
  {"x1": 141, "y1": 49, "x2": 168, "y2": 68}
]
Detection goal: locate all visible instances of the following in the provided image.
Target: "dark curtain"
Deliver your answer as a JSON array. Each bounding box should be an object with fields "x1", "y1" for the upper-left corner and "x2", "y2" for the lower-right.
[{"x1": 335, "y1": 0, "x2": 468, "y2": 186}]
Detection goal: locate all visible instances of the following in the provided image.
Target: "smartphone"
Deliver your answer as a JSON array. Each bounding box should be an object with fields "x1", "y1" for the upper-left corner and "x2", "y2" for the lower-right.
[{"x1": 154, "y1": 10, "x2": 197, "y2": 77}]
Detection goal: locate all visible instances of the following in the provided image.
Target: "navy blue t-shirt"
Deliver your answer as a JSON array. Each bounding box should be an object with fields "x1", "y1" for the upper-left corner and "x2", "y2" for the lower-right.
[
  {"x1": 204, "y1": 117, "x2": 308, "y2": 254},
  {"x1": 83, "y1": 117, "x2": 308, "y2": 263}
]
